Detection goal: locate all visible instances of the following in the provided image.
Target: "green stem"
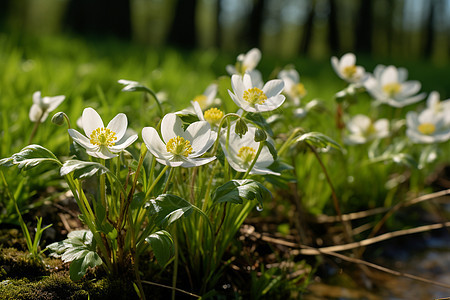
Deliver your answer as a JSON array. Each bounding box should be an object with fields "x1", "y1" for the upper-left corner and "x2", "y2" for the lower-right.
[
  {"x1": 145, "y1": 165, "x2": 170, "y2": 199},
  {"x1": 144, "y1": 87, "x2": 164, "y2": 118},
  {"x1": 163, "y1": 167, "x2": 175, "y2": 194},
  {"x1": 28, "y1": 111, "x2": 45, "y2": 144},
  {"x1": 242, "y1": 141, "x2": 264, "y2": 179},
  {"x1": 171, "y1": 228, "x2": 179, "y2": 300},
  {"x1": 277, "y1": 128, "x2": 303, "y2": 157}
]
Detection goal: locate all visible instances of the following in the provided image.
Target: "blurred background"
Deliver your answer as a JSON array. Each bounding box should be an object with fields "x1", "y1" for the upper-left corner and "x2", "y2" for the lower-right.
[{"x1": 1, "y1": 0, "x2": 450, "y2": 63}]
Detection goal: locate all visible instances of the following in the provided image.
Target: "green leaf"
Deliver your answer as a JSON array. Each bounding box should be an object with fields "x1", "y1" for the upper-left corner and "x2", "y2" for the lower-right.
[
  {"x1": 145, "y1": 194, "x2": 193, "y2": 228},
  {"x1": 211, "y1": 179, "x2": 272, "y2": 208},
  {"x1": 60, "y1": 160, "x2": 109, "y2": 179},
  {"x1": 244, "y1": 113, "x2": 274, "y2": 137},
  {"x1": 48, "y1": 230, "x2": 102, "y2": 281},
  {"x1": 145, "y1": 230, "x2": 174, "y2": 267},
  {"x1": 69, "y1": 251, "x2": 103, "y2": 281},
  {"x1": 3, "y1": 144, "x2": 60, "y2": 170},
  {"x1": 295, "y1": 132, "x2": 343, "y2": 152}
]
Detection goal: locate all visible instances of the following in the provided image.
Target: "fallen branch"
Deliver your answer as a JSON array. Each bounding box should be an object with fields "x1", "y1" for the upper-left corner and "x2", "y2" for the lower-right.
[
  {"x1": 294, "y1": 221, "x2": 450, "y2": 255},
  {"x1": 141, "y1": 280, "x2": 200, "y2": 298},
  {"x1": 298, "y1": 244, "x2": 450, "y2": 290},
  {"x1": 312, "y1": 188, "x2": 450, "y2": 223}
]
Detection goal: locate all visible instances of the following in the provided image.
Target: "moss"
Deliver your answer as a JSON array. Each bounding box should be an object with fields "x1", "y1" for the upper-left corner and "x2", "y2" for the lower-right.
[
  {"x1": 0, "y1": 248, "x2": 49, "y2": 280},
  {"x1": 0, "y1": 272, "x2": 140, "y2": 300}
]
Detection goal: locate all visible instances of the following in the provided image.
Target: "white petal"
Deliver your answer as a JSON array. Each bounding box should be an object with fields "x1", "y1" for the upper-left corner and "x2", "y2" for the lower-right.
[
  {"x1": 180, "y1": 156, "x2": 216, "y2": 168},
  {"x1": 380, "y1": 66, "x2": 398, "y2": 86},
  {"x1": 29, "y1": 104, "x2": 43, "y2": 122},
  {"x1": 226, "y1": 65, "x2": 237, "y2": 76},
  {"x1": 262, "y1": 79, "x2": 284, "y2": 98},
  {"x1": 68, "y1": 129, "x2": 97, "y2": 151},
  {"x1": 231, "y1": 75, "x2": 244, "y2": 98},
  {"x1": 242, "y1": 48, "x2": 261, "y2": 70},
  {"x1": 184, "y1": 121, "x2": 212, "y2": 155},
  {"x1": 88, "y1": 146, "x2": 117, "y2": 159},
  {"x1": 340, "y1": 53, "x2": 356, "y2": 68},
  {"x1": 109, "y1": 134, "x2": 138, "y2": 152},
  {"x1": 192, "y1": 101, "x2": 205, "y2": 121},
  {"x1": 243, "y1": 73, "x2": 253, "y2": 90},
  {"x1": 142, "y1": 127, "x2": 171, "y2": 160},
  {"x1": 107, "y1": 113, "x2": 127, "y2": 141},
  {"x1": 32, "y1": 91, "x2": 42, "y2": 105},
  {"x1": 398, "y1": 81, "x2": 421, "y2": 97},
  {"x1": 45, "y1": 96, "x2": 65, "y2": 112},
  {"x1": 250, "y1": 166, "x2": 280, "y2": 176},
  {"x1": 255, "y1": 95, "x2": 285, "y2": 112},
  {"x1": 161, "y1": 113, "x2": 184, "y2": 143},
  {"x1": 82, "y1": 108, "x2": 104, "y2": 137}
]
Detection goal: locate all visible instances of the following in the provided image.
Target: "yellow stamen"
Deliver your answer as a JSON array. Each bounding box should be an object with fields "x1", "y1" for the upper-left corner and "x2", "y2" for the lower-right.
[
  {"x1": 417, "y1": 123, "x2": 436, "y2": 135},
  {"x1": 291, "y1": 83, "x2": 306, "y2": 98},
  {"x1": 342, "y1": 65, "x2": 357, "y2": 79},
  {"x1": 238, "y1": 146, "x2": 256, "y2": 165},
  {"x1": 243, "y1": 87, "x2": 267, "y2": 105},
  {"x1": 383, "y1": 83, "x2": 402, "y2": 97},
  {"x1": 204, "y1": 108, "x2": 224, "y2": 126},
  {"x1": 166, "y1": 136, "x2": 193, "y2": 157},
  {"x1": 194, "y1": 95, "x2": 208, "y2": 109},
  {"x1": 90, "y1": 127, "x2": 117, "y2": 147}
]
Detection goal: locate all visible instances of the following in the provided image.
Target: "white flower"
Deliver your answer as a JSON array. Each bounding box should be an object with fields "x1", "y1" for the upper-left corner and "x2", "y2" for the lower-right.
[
  {"x1": 220, "y1": 123, "x2": 279, "y2": 176},
  {"x1": 68, "y1": 107, "x2": 138, "y2": 159},
  {"x1": 331, "y1": 53, "x2": 367, "y2": 85},
  {"x1": 406, "y1": 109, "x2": 450, "y2": 144},
  {"x1": 344, "y1": 114, "x2": 389, "y2": 145},
  {"x1": 226, "y1": 48, "x2": 261, "y2": 75},
  {"x1": 191, "y1": 83, "x2": 219, "y2": 110},
  {"x1": 228, "y1": 74, "x2": 285, "y2": 113},
  {"x1": 364, "y1": 65, "x2": 426, "y2": 107},
  {"x1": 142, "y1": 113, "x2": 216, "y2": 168},
  {"x1": 278, "y1": 69, "x2": 307, "y2": 106},
  {"x1": 29, "y1": 91, "x2": 65, "y2": 122}
]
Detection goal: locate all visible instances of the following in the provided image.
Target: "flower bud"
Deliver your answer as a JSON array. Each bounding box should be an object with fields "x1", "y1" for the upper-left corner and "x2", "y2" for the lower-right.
[
  {"x1": 235, "y1": 118, "x2": 248, "y2": 138},
  {"x1": 254, "y1": 128, "x2": 267, "y2": 142},
  {"x1": 51, "y1": 112, "x2": 65, "y2": 126}
]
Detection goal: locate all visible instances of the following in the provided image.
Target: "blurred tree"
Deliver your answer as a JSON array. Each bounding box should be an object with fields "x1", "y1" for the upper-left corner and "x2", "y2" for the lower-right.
[{"x1": 168, "y1": 0, "x2": 197, "y2": 48}]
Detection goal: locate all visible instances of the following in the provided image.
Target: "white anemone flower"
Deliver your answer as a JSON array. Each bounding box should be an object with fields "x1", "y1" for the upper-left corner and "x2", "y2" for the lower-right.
[
  {"x1": 190, "y1": 83, "x2": 220, "y2": 110},
  {"x1": 406, "y1": 109, "x2": 450, "y2": 144},
  {"x1": 226, "y1": 48, "x2": 262, "y2": 75},
  {"x1": 364, "y1": 65, "x2": 426, "y2": 107},
  {"x1": 228, "y1": 74, "x2": 285, "y2": 113},
  {"x1": 29, "y1": 91, "x2": 65, "y2": 122},
  {"x1": 278, "y1": 69, "x2": 307, "y2": 106},
  {"x1": 220, "y1": 123, "x2": 279, "y2": 176},
  {"x1": 331, "y1": 53, "x2": 367, "y2": 85},
  {"x1": 344, "y1": 114, "x2": 389, "y2": 145},
  {"x1": 68, "y1": 107, "x2": 138, "y2": 159},
  {"x1": 142, "y1": 113, "x2": 216, "y2": 168}
]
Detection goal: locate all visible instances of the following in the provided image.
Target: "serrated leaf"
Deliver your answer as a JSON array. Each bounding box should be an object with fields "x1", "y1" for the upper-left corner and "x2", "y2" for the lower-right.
[
  {"x1": 295, "y1": 132, "x2": 342, "y2": 152},
  {"x1": 211, "y1": 179, "x2": 272, "y2": 207},
  {"x1": 145, "y1": 230, "x2": 174, "y2": 267},
  {"x1": 145, "y1": 194, "x2": 193, "y2": 228},
  {"x1": 69, "y1": 251, "x2": 103, "y2": 281},
  {"x1": 5, "y1": 144, "x2": 60, "y2": 170},
  {"x1": 60, "y1": 160, "x2": 109, "y2": 179}
]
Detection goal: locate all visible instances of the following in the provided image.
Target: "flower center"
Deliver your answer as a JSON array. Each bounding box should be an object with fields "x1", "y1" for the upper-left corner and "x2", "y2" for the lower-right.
[
  {"x1": 166, "y1": 136, "x2": 193, "y2": 157},
  {"x1": 237, "y1": 146, "x2": 256, "y2": 165},
  {"x1": 417, "y1": 123, "x2": 436, "y2": 135},
  {"x1": 243, "y1": 87, "x2": 267, "y2": 105},
  {"x1": 90, "y1": 127, "x2": 117, "y2": 147},
  {"x1": 342, "y1": 65, "x2": 357, "y2": 79},
  {"x1": 364, "y1": 122, "x2": 377, "y2": 137},
  {"x1": 291, "y1": 83, "x2": 306, "y2": 98},
  {"x1": 194, "y1": 95, "x2": 208, "y2": 109},
  {"x1": 383, "y1": 83, "x2": 402, "y2": 97},
  {"x1": 204, "y1": 108, "x2": 224, "y2": 126}
]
